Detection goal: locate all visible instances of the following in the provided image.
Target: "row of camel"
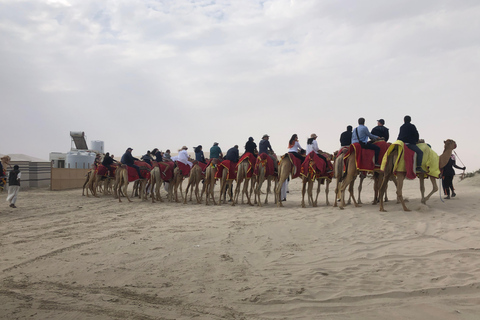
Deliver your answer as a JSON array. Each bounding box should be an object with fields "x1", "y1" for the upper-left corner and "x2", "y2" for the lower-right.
[{"x1": 83, "y1": 139, "x2": 457, "y2": 211}]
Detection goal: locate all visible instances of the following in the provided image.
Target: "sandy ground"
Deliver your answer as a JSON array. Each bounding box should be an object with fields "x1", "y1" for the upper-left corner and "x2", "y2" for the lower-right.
[{"x1": 1, "y1": 175, "x2": 480, "y2": 320}]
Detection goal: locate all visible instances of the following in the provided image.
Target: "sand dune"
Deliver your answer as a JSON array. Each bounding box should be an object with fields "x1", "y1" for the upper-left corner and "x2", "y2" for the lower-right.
[{"x1": 1, "y1": 175, "x2": 480, "y2": 319}]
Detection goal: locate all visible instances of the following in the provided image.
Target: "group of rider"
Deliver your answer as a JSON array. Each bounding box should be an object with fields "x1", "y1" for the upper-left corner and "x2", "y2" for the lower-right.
[{"x1": 93, "y1": 114, "x2": 464, "y2": 199}]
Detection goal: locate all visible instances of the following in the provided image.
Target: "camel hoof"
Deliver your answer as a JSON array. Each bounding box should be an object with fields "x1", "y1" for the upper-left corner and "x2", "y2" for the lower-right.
[{"x1": 380, "y1": 209, "x2": 387, "y2": 212}]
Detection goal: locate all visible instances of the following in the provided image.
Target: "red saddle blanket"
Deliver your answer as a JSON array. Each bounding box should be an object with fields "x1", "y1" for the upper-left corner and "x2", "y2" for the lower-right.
[
  {"x1": 237, "y1": 152, "x2": 257, "y2": 178},
  {"x1": 176, "y1": 161, "x2": 191, "y2": 177},
  {"x1": 197, "y1": 161, "x2": 208, "y2": 175},
  {"x1": 215, "y1": 160, "x2": 237, "y2": 180},
  {"x1": 301, "y1": 152, "x2": 331, "y2": 180},
  {"x1": 284, "y1": 153, "x2": 303, "y2": 179},
  {"x1": 346, "y1": 141, "x2": 389, "y2": 172},
  {"x1": 127, "y1": 164, "x2": 151, "y2": 182},
  {"x1": 96, "y1": 164, "x2": 117, "y2": 178},
  {"x1": 158, "y1": 161, "x2": 175, "y2": 181},
  {"x1": 254, "y1": 153, "x2": 276, "y2": 177}
]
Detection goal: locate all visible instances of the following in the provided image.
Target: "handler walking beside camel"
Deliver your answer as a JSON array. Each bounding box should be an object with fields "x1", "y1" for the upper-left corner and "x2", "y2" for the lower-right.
[
  {"x1": 397, "y1": 115, "x2": 425, "y2": 173},
  {"x1": 352, "y1": 118, "x2": 381, "y2": 167}
]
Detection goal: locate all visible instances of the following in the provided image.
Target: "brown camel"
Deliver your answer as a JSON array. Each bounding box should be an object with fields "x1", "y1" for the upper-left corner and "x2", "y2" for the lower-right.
[
  {"x1": 275, "y1": 155, "x2": 294, "y2": 207},
  {"x1": 218, "y1": 167, "x2": 235, "y2": 205},
  {"x1": 254, "y1": 157, "x2": 277, "y2": 207},
  {"x1": 335, "y1": 148, "x2": 362, "y2": 210},
  {"x1": 167, "y1": 167, "x2": 185, "y2": 203},
  {"x1": 204, "y1": 160, "x2": 219, "y2": 205},
  {"x1": 301, "y1": 175, "x2": 331, "y2": 208},
  {"x1": 150, "y1": 166, "x2": 165, "y2": 203},
  {"x1": 232, "y1": 160, "x2": 254, "y2": 206},
  {"x1": 184, "y1": 164, "x2": 204, "y2": 204},
  {"x1": 113, "y1": 165, "x2": 132, "y2": 203},
  {"x1": 378, "y1": 139, "x2": 457, "y2": 212}
]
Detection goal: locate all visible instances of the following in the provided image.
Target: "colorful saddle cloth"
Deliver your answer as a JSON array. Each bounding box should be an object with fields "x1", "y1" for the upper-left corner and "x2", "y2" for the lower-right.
[
  {"x1": 96, "y1": 164, "x2": 117, "y2": 178},
  {"x1": 381, "y1": 141, "x2": 440, "y2": 180},
  {"x1": 176, "y1": 161, "x2": 191, "y2": 177},
  {"x1": 237, "y1": 152, "x2": 257, "y2": 179},
  {"x1": 127, "y1": 161, "x2": 151, "y2": 182},
  {"x1": 215, "y1": 160, "x2": 237, "y2": 181},
  {"x1": 301, "y1": 152, "x2": 332, "y2": 181},
  {"x1": 346, "y1": 141, "x2": 389, "y2": 172},
  {"x1": 283, "y1": 153, "x2": 302, "y2": 179},
  {"x1": 158, "y1": 161, "x2": 175, "y2": 181},
  {"x1": 254, "y1": 153, "x2": 276, "y2": 177}
]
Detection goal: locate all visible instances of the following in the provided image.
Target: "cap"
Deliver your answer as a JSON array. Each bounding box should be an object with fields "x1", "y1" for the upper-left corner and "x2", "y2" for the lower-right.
[
  {"x1": 262, "y1": 134, "x2": 269, "y2": 139},
  {"x1": 377, "y1": 119, "x2": 385, "y2": 125}
]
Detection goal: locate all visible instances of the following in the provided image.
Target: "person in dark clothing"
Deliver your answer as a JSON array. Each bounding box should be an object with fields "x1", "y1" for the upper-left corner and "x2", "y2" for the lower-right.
[
  {"x1": 340, "y1": 126, "x2": 353, "y2": 147},
  {"x1": 371, "y1": 119, "x2": 389, "y2": 141},
  {"x1": 442, "y1": 154, "x2": 466, "y2": 199},
  {"x1": 194, "y1": 145, "x2": 206, "y2": 164},
  {"x1": 397, "y1": 115, "x2": 425, "y2": 173},
  {"x1": 121, "y1": 147, "x2": 143, "y2": 179},
  {"x1": 244, "y1": 137, "x2": 257, "y2": 155},
  {"x1": 102, "y1": 152, "x2": 116, "y2": 175},
  {"x1": 225, "y1": 145, "x2": 240, "y2": 163},
  {"x1": 151, "y1": 148, "x2": 163, "y2": 162},
  {"x1": 7, "y1": 165, "x2": 21, "y2": 208},
  {"x1": 141, "y1": 150, "x2": 153, "y2": 165},
  {"x1": 259, "y1": 134, "x2": 274, "y2": 154}
]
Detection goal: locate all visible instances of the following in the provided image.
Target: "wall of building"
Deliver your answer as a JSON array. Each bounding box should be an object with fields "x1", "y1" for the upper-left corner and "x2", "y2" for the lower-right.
[
  {"x1": 50, "y1": 168, "x2": 90, "y2": 191},
  {"x1": 7, "y1": 161, "x2": 51, "y2": 189}
]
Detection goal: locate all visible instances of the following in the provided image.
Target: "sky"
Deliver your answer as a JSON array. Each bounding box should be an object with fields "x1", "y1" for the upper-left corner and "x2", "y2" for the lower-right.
[{"x1": 1, "y1": 0, "x2": 479, "y2": 170}]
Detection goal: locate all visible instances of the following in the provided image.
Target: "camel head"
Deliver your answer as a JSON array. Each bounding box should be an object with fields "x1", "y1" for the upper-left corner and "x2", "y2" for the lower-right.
[
  {"x1": 444, "y1": 139, "x2": 457, "y2": 151},
  {"x1": 1, "y1": 155, "x2": 11, "y2": 165}
]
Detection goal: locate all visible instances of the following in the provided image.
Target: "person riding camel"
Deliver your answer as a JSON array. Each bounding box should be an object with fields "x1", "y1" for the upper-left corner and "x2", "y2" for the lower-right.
[
  {"x1": 397, "y1": 115, "x2": 425, "y2": 173},
  {"x1": 151, "y1": 148, "x2": 169, "y2": 175},
  {"x1": 173, "y1": 146, "x2": 193, "y2": 168},
  {"x1": 121, "y1": 147, "x2": 143, "y2": 179},
  {"x1": 210, "y1": 142, "x2": 223, "y2": 160},
  {"x1": 225, "y1": 145, "x2": 240, "y2": 163},
  {"x1": 141, "y1": 150, "x2": 153, "y2": 165},
  {"x1": 194, "y1": 145, "x2": 206, "y2": 164},
  {"x1": 259, "y1": 134, "x2": 278, "y2": 171},
  {"x1": 306, "y1": 133, "x2": 332, "y2": 172},
  {"x1": 288, "y1": 134, "x2": 305, "y2": 162},
  {"x1": 102, "y1": 152, "x2": 116, "y2": 176},
  {"x1": 244, "y1": 137, "x2": 257, "y2": 156},
  {"x1": 352, "y1": 118, "x2": 381, "y2": 167},
  {"x1": 371, "y1": 119, "x2": 390, "y2": 142},
  {"x1": 340, "y1": 125, "x2": 353, "y2": 147}
]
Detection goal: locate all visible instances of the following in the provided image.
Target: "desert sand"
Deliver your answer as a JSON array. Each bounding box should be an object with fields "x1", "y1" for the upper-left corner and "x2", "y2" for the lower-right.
[{"x1": 1, "y1": 175, "x2": 480, "y2": 319}]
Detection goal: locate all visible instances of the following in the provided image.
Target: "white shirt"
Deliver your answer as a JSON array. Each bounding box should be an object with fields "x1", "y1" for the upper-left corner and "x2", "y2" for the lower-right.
[
  {"x1": 173, "y1": 150, "x2": 193, "y2": 167},
  {"x1": 288, "y1": 141, "x2": 303, "y2": 153},
  {"x1": 306, "y1": 140, "x2": 320, "y2": 155}
]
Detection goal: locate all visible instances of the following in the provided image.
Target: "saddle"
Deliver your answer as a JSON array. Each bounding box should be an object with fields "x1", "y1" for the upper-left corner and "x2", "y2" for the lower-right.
[
  {"x1": 237, "y1": 152, "x2": 257, "y2": 179},
  {"x1": 215, "y1": 160, "x2": 237, "y2": 180},
  {"x1": 254, "y1": 153, "x2": 276, "y2": 177},
  {"x1": 346, "y1": 141, "x2": 389, "y2": 172},
  {"x1": 301, "y1": 152, "x2": 331, "y2": 180}
]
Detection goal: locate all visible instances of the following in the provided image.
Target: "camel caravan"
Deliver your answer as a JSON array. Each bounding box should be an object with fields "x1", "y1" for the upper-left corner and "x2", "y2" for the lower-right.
[{"x1": 82, "y1": 116, "x2": 462, "y2": 212}]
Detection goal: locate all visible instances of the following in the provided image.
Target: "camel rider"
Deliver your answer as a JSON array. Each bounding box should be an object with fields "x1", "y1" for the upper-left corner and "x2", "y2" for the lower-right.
[
  {"x1": 225, "y1": 145, "x2": 240, "y2": 163},
  {"x1": 210, "y1": 142, "x2": 223, "y2": 159},
  {"x1": 94, "y1": 153, "x2": 102, "y2": 169},
  {"x1": 172, "y1": 146, "x2": 193, "y2": 168},
  {"x1": 194, "y1": 145, "x2": 206, "y2": 164},
  {"x1": 163, "y1": 149, "x2": 172, "y2": 161},
  {"x1": 141, "y1": 150, "x2": 153, "y2": 165},
  {"x1": 259, "y1": 134, "x2": 278, "y2": 171},
  {"x1": 121, "y1": 147, "x2": 143, "y2": 179},
  {"x1": 288, "y1": 134, "x2": 306, "y2": 162},
  {"x1": 151, "y1": 148, "x2": 169, "y2": 175},
  {"x1": 371, "y1": 119, "x2": 390, "y2": 142},
  {"x1": 244, "y1": 137, "x2": 257, "y2": 156},
  {"x1": 352, "y1": 118, "x2": 381, "y2": 167},
  {"x1": 340, "y1": 125, "x2": 353, "y2": 147},
  {"x1": 397, "y1": 115, "x2": 425, "y2": 173},
  {"x1": 306, "y1": 133, "x2": 330, "y2": 165},
  {"x1": 102, "y1": 152, "x2": 116, "y2": 175}
]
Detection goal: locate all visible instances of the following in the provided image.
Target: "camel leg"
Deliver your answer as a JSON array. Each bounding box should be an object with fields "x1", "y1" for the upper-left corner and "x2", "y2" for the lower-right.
[
  {"x1": 301, "y1": 178, "x2": 307, "y2": 208},
  {"x1": 308, "y1": 179, "x2": 315, "y2": 207},
  {"x1": 314, "y1": 179, "x2": 321, "y2": 207},
  {"x1": 422, "y1": 176, "x2": 438, "y2": 204},
  {"x1": 395, "y1": 173, "x2": 410, "y2": 211},
  {"x1": 325, "y1": 179, "x2": 330, "y2": 206},
  {"x1": 357, "y1": 174, "x2": 364, "y2": 205}
]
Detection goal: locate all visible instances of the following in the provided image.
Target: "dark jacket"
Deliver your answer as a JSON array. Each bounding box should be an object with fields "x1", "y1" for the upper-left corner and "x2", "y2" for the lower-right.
[
  {"x1": 8, "y1": 169, "x2": 20, "y2": 186},
  {"x1": 102, "y1": 155, "x2": 114, "y2": 166},
  {"x1": 443, "y1": 157, "x2": 464, "y2": 176},
  {"x1": 371, "y1": 126, "x2": 389, "y2": 141},
  {"x1": 195, "y1": 151, "x2": 206, "y2": 163},
  {"x1": 340, "y1": 130, "x2": 352, "y2": 147},
  {"x1": 259, "y1": 139, "x2": 273, "y2": 154},
  {"x1": 154, "y1": 151, "x2": 163, "y2": 162},
  {"x1": 245, "y1": 140, "x2": 257, "y2": 154},
  {"x1": 121, "y1": 152, "x2": 138, "y2": 166},
  {"x1": 397, "y1": 123, "x2": 419, "y2": 144},
  {"x1": 225, "y1": 147, "x2": 239, "y2": 163}
]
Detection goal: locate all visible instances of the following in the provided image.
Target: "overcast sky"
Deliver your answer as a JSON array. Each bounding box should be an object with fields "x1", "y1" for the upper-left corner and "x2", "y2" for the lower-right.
[{"x1": 1, "y1": 0, "x2": 479, "y2": 170}]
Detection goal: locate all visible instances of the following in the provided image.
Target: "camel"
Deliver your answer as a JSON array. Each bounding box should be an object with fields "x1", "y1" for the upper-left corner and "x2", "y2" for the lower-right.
[
  {"x1": 275, "y1": 155, "x2": 295, "y2": 207},
  {"x1": 113, "y1": 165, "x2": 132, "y2": 203},
  {"x1": 301, "y1": 176, "x2": 331, "y2": 208},
  {"x1": 232, "y1": 159, "x2": 254, "y2": 206},
  {"x1": 167, "y1": 167, "x2": 185, "y2": 203},
  {"x1": 378, "y1": 139, "x2": 457, "y2": 212},
  {"x1": 150, "y1": 166, "x2": 165, "y2": 203},
  {"x1": 204, "y1": 160, "x2": 219, "y2": 205},
  {"x1": 82, "y1": 170, "x2": 92, "y2": 196},
  {"x1": 335, "y1": 147, "x2": 362, "y2": 210},
  {"x1": 218, "y1": 167, "x2": 235, "y2": 205},
  {"x1": 254, "y1": 156, "x2": 277, "y2": 207},
  {"x1": 0, "y1": 155, "x2": 11, "y2": 192},
  {"x1": 184, "y1": 164, "x2": 204, "y2": 204}
]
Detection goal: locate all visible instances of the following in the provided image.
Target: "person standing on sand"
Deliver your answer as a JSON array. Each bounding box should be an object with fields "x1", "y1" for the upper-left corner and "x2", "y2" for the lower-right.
[
  {"x1": 6, "y1": 165, "x2": 21, "y2": 208},
  {"x1": 442, "y1": 154, "x2": 466, "y2": 199}
]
